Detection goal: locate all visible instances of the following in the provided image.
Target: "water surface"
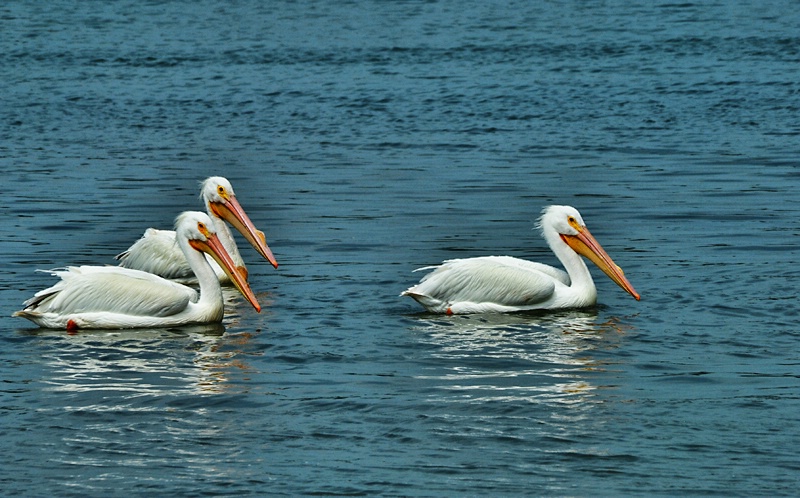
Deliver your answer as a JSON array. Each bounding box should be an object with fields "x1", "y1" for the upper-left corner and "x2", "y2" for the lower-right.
[{"x1": 2, "y1": 1, "x2": 800, "y2": 495}]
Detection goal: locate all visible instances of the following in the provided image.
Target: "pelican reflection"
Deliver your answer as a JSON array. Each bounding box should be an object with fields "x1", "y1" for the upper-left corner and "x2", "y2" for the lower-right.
[
  {"x1": 22, "y1": 322, "x2": 260, "y2": 396},
  {"x1": 408, "y1": 310, "x2": 635, "y2": 406}
]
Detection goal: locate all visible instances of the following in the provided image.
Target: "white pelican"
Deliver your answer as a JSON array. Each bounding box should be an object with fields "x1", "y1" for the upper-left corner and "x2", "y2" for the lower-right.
[
  {"x1": 401, "y1": 205, "x2": 640, "y2": 314},
  {"x1": 14, "y1": 211, "x2": 261, "y2": 330},
  {"x1": 116, "y1": 176, "x2": 278, "y2": 283}
]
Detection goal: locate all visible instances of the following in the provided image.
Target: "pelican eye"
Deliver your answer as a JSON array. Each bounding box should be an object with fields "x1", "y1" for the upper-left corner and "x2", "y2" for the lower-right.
[
  {"x1": 566, "y1": 215, "x2": 582, "y2": 231},
  {"x1": 197, "y1": 221, "x2": 209, "y2": 235}
]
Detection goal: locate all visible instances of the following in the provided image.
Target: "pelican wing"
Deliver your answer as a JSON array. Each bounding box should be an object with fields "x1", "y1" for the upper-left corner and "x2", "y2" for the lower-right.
[
  {"x1": 408, "y1": 256, "x2": 569, "y2": 307},
  {"x1": 22, "y1": 266, "x2": 197, "y2": 317},
  {"x1": 115, "y1": 228, "x2": 192, "y2": 279}
]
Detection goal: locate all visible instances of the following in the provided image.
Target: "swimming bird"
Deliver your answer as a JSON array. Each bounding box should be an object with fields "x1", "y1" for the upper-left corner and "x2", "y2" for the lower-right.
[
  {"x1": 14, "y1": 211, "x2": 261, "y2": 330},
  {"x1": 116, "y1": 176, "x2": 278, "y2": 283},
  {"x1": 401, "y1": 205, "x2": 640, "y2": 314}
]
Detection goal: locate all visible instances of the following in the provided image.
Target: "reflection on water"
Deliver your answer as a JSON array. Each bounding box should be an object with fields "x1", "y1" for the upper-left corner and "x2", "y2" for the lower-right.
[
  {"x1": 409, "y1": 310, "x2": 634, "y2": 407},
  {"x1": 9, "y1": 322, "x2": 272, "y2": 495},
  {"x1": 23, "y1": 322, "x2": 263, "y2": 396}
]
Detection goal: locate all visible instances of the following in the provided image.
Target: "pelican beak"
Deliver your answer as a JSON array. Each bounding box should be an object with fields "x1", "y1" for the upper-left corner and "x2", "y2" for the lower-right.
[
  {"x1": 190, "y1": 233, "x2": 262, "y2": 312},
  {"x1": 209, "y1": 196, "x2": 279, "y2": 269},
  {"x1": 561, "y1": 227, "x2": 640, "y2": 301}
]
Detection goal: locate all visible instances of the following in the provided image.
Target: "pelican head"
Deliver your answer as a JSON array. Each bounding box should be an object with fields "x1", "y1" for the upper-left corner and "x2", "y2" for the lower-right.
[
  {"x1": 538, "y1": 205, "x2": 585, "y2": 237},
  {"x1": 176, "y1": 211, "x2": 261, "y2": 312},
  {"x1": 199, "y1": 176, "x2": 279, "y2": 270},
  {"x1": 201, "y1": 176, "x2": 236, "y2": 206},
  {"x1": 539, "y1": 205, "x2": 640, "y2": 301}
]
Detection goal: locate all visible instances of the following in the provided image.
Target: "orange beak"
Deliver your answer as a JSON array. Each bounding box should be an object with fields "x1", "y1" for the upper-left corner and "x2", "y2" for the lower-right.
[
  {"x1": 209, "y1": 196, "x2": 279, "y2": 269},
  {"x1": 190, "y1": 232, "x2": 261, "y2": 312},
  {"x1": 561, "y1": 227, "x2": 640, "y2": 301}
]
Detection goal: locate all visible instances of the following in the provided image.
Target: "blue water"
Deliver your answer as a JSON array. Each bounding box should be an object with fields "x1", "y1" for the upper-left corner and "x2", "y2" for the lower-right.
[{"x1": 2, "y1": 1, "x2": 800, "y2": 495}]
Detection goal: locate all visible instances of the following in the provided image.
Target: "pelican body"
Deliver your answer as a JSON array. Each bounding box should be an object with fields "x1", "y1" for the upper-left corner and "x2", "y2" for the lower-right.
[
  {"x1": 14, "y1": 211, "x2": 261, "y2": 330},
  {"x1": 402, "y1": 205, "x2": 640, "y2": 314},
  {"x1": 116, "y1": 176, "x2": 278, "y2": 283}
]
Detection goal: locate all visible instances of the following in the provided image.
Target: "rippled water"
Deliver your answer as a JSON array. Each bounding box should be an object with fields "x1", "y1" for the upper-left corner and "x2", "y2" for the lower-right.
[{"x1": 2, "y1": 1, "x2": 800, "y2": 495}]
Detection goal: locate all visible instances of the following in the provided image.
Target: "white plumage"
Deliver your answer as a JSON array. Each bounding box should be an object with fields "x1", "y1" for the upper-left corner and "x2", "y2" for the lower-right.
[
  {"x1": 14, "y1": 211, "x2": 261, "y2": 330},
  {"x1": 116, "y1": 176, "x2": 278, "y2": 282},
  {"x1": 402, "y1": 205, "x2": 640, "y2": 314}
]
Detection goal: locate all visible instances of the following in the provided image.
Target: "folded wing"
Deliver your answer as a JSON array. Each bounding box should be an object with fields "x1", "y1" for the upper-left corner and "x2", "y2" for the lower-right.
[
  {"x1": 21, "y1": 266, "x2": 197, "y2": 317},
  {"x1": 405, "y1": 256, "x2": 570, "y2": 307},
  {"x1": 116, "y1": 228, "x2": 192, "y2": 279}
]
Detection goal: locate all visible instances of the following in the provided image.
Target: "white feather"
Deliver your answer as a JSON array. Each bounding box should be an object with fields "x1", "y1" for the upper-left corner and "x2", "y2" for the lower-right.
[
  {"x1": 14, "y1": 211, "x2": 247, "y2": 329},
  {"x1": 402, "y1": 205, "x2": 638, "y2": 314},
  {"x1": 116, "y1": 177, "x2": 248, "y2": 283}
]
